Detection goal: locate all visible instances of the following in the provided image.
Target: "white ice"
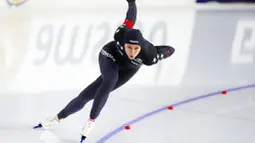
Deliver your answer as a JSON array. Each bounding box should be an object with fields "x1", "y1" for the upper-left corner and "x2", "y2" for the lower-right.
[{"x1": 0, "y1": 85, "x2": 255, "y2": 143}]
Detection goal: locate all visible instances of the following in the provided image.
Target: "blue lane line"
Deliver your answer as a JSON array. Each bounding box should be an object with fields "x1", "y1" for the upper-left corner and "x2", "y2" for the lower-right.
[{"x1": 97, "y1": 84, "x2": 255, "y2": 143}]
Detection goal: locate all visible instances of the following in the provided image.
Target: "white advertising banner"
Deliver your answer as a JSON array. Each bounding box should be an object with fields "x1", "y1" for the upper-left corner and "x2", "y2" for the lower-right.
[{"x1": 0, "y1": 8, "x2": 194, "y2": 92}]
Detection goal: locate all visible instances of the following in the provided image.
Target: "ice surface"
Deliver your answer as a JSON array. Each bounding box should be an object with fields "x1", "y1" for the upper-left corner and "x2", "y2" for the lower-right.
[{"x1": 0, "y1": 85, "x2": 255, "y2": 143}]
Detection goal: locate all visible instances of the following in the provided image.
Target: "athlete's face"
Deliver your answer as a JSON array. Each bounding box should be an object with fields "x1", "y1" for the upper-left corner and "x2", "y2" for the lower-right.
[{"x1": 124, "y1": 43, "x2": 141, "y2": 60}]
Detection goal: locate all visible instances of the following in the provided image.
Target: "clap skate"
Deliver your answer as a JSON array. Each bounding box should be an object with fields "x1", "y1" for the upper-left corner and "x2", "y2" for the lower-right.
[
  {"x1": 33, "y1": 115, "x2": 60, "y2": 129},
  {"x1": 80, "y1": 119, "x2": 95, "y2": 143}
]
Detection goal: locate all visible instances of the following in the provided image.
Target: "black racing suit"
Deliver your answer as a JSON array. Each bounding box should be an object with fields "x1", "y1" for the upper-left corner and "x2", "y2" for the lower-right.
[{"x1": 57, "y1": 1, "x2": 175, "y2": 120}]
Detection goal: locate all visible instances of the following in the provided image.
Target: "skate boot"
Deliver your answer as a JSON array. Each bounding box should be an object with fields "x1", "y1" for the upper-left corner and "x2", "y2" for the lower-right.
[
  {"x1": 34, "y1": 115, "x2": 60, "y2": 129},
  {"x1": 80, "y1": 119, "x2": 95, "y2": 142}
]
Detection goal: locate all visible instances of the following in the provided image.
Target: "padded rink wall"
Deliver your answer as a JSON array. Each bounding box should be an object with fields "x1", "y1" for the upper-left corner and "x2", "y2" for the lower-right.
[{"x1": 0, "y1": 0, "x2": 255, "y2": 94}]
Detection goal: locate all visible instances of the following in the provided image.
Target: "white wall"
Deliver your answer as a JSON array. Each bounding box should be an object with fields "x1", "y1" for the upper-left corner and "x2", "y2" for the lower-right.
[
  {"x1": 1, "y1": 0, "x2": 254, "y2": 93},
  {"x1": 0, "y1": 6, "x2": 195, "y2": 93},
  {"x1": 1, "y1": 0, "x2": 196, "y2": 8}
]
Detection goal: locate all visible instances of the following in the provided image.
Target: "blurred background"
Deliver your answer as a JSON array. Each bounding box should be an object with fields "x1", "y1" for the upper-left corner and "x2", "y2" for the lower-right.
[
  {"x1": 0, "y1": 0, "x2": 255, "y2": 143},
  {"x1": 0, "y1": 0, "x2": 255, "y2": 92},
  {"x1": 0, "y1": 0, "x2": 254, "y2": 93}
]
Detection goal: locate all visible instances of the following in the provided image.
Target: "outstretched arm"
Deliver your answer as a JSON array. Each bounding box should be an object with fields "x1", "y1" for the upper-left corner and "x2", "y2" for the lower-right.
[
  {"x1": 123, "y1": 0, "x2": 137, "y2": 28},
  {"x1": 114, "y1": 0, "x2": 137, "y2": 43},
  {"x1": 143, "y1": 39, "x2": 175, "y2": 66},
  {"x1": 154, "y1": 45, "x2": 175, "y2": 60}
]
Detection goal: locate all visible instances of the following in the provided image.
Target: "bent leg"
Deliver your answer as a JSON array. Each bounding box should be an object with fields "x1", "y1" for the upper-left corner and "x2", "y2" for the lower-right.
[
  {"x1": 57, "y1": 76, "x2": 103, "y2": 119},
  {"x1": 89, "y1": 53, "x2": 119, "y2": 119}
]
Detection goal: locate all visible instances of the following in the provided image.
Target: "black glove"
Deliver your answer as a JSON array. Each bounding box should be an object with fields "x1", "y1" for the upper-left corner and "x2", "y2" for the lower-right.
[
  {"x1": 126, "y1": 0, "x2": 135, "y2": 3},
  {"x1": 155, "y1": 46, "x2": 175, "y2": 60}
]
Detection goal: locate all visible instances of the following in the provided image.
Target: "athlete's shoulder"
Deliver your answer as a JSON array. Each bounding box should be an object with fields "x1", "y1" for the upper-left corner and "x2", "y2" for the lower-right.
[
  {"x1": 103, "y1": 40, "x2": 118, "y2": 48},
  {"x1": 138, "y1": 39, "x2": 158, "y2": 65}
]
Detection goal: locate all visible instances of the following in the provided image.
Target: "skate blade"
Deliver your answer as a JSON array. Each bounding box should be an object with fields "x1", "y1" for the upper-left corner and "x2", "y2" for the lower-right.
[
  {"x1": 33, "y1": 124, "x2": 42, "y2": 129},
  {"x1": 80, "y1": 136, "x2": 86, "y2": 143}
]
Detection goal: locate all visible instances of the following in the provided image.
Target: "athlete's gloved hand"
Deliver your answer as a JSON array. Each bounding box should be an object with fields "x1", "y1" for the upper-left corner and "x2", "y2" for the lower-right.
[
  {"x1": 155, "y1": 46, "x2": 175, "y2": 61},
  {"x1": 126, "y1": 0, "x2": 135, "y2": 3}
]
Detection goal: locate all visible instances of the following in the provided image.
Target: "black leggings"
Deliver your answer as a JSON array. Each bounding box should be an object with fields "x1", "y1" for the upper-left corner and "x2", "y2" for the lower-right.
[{"x1": 57, "y1": 52, "x2": 140, "y2": 120}]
